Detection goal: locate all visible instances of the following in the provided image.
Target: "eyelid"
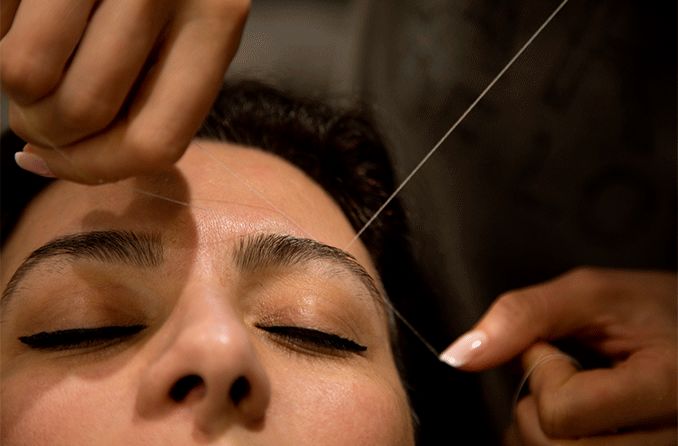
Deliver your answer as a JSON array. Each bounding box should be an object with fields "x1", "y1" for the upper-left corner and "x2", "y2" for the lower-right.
[
  {"x1": 18, "y1": 325, "x2": 147, "y2": 351},
  {"x1": 255, "y1": 324, "x2": 367, "y2": 355}
]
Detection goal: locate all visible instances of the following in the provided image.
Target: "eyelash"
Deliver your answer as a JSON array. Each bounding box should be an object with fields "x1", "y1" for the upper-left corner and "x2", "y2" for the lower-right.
[
  {"x1": 256, "y1": 325, "x2": 367, "y2": 355},
  {"x1": 17, "y1": 324, "x2": 367, "y2": 356},
  {"x1": 18, "y1": 325, "x2": 146, "y2": 351}
]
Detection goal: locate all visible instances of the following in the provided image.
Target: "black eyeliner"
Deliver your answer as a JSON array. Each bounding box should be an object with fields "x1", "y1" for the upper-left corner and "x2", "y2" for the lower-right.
[
  {"x1": 257, "y1": 325, "x2": 367, "y2": 353},
  {"x1": 19, "y1": 325, "x2": 146, "y2": 350}
]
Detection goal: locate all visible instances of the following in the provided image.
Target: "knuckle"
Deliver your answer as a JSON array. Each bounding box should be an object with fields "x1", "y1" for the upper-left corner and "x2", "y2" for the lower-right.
[
  {"x1": 59, "y1": 90, "x2": 117, "y2": 133},
  {"x1": 1, "y1": 50, "x2": 60, "y2": 102},
  {"x1": 494, "y1": 290, "x2": 545, "y2": 329},
  {"x1": 495, "y1": 291, "x2": 524, "y2": 314},
  {"x1": 125, "y1": 129, "x2": 186, "y2": 169},
  {"x1": 566, "y1": 266, "x2": 610, "y2": 295}
]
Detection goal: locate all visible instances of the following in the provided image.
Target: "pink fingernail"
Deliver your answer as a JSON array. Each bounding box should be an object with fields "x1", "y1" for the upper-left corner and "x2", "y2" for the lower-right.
[
  {"x1": 15, "y1": 151, "x2": 55, "y2": 178},
  {"x1": 439, "y1": 330, "x2": 488, "y2": 368}
]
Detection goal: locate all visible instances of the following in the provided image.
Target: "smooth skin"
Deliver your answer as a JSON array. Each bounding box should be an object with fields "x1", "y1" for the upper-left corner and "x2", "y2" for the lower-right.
[
  {"x1": 446, "y1": 268, "x2": 677, "y2": 445},
  {"x1": 1, "y1": 0, "x2": 249, "y2": 183},
  {"x1": 0, "y1": 141, "x2": 414, "y2": 445}
]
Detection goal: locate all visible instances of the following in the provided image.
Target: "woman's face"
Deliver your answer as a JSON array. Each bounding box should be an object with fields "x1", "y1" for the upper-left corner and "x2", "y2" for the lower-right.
[{"x1": 1, "y1": 141, "x2": 413, "y2": 445}]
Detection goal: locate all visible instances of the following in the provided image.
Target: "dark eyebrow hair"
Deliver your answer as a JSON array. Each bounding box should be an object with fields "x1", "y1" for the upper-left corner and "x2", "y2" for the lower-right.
[
  {"x1": 1, "y1": 230, "x2": 163, "y2": 308},
  {"x1": 233, "y1": 233, "x2": 385, "y2": 307}
]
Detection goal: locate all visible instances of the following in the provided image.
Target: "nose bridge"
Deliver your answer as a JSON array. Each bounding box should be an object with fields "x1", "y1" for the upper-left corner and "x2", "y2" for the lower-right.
[
  {"x1": 173, "y1": 289, "x2": 258, "y2": 379},
  {"x1": 138, "y1": 282, "x2": 271, "y2": 434},
  {"x1": 177, "y1": 285, "x2": 245, "y2": 352}
]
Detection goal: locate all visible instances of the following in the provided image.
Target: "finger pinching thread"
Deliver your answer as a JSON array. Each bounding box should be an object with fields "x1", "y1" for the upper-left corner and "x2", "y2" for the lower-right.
[{"x1": 511, "y1": 352, "x2": 583, "y2": 419}]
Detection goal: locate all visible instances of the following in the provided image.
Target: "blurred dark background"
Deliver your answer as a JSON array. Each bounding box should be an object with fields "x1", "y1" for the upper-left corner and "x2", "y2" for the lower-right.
[
  {"x1": 224, "y1": 1, "x2": 677, "y2": 443},
  {"x1": 2, "y1": 1, "x2": 675, "y2": 444}
]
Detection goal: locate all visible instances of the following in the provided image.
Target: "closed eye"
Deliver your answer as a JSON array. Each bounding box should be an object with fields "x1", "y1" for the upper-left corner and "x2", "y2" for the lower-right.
[
  {"x1": 18, "y1": 325, "x2": 146, "y2": 351},
  {"x1": 255, "y1": 324, "x2": 367, "y2": 354}
]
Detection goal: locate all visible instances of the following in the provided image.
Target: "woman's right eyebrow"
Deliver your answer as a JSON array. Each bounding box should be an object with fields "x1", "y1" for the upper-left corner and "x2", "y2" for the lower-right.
[{"x1": 1, "y1": 230, "x2": 163, "y2": 309}]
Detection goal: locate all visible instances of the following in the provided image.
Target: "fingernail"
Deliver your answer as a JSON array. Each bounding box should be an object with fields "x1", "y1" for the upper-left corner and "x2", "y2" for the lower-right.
[
  {"x1": 14, "y1": 151, "x2": 55, "y2": 178},
  {"x1": 439, "y1": 330, "x2": 488, "y2": 368}
]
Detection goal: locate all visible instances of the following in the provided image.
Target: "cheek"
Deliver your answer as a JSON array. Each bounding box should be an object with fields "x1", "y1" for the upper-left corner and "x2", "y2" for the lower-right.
[
  {"x1": 1, "y1": 368, "x2": 134, "y2": 445},
  {"x1": 269, "y1": 371, "x2": 413, "y2": 446}
]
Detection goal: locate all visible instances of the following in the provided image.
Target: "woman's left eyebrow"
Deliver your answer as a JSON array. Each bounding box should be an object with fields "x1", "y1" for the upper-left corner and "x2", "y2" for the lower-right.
[
  {"x1": 233, "y1": 233, "x2": 386, "y2": 309},
  {"x1": 1, "y1": 230, "x2": 163, "y2": 308}
]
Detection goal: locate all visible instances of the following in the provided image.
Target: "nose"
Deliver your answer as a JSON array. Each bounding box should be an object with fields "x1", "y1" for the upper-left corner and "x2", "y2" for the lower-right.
[{"x1": 137, "y1": 289, "x2": 271, "y2": 435}]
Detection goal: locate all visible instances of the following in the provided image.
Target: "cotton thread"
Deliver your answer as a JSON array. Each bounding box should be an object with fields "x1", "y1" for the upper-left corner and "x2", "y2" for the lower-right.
[
  {"x1": 511, "y1": 352, "x2": 583, "y2": 418},
  {"x1": 345, "y1": 0, "x2": 570, "y2": 251}
]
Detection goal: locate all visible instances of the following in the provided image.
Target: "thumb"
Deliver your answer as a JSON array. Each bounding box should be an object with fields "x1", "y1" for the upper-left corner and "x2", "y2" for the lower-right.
[{"x1": 440, "y1": 269, "x2": 598, "y2": 371}]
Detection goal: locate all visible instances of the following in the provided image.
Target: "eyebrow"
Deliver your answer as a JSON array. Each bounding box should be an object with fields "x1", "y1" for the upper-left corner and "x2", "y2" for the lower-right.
[
  {"x1": 1, "y1": 232, "x2": 384, "y2": 314},
  {"x1": 1, "y1": 230, "x2": 163, "y2": 308},
  {"x1": 233, "y1": 233, "x2": 385, "y2": 307}
]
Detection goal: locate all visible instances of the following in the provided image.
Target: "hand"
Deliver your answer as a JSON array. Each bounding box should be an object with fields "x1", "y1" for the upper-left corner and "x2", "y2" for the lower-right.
[
  {"x1": 440, "y1": 268, "x2": 677, "y2": 445},
  {"x1": 1, "y1": 0, "x2": 249, "y2": 183}
]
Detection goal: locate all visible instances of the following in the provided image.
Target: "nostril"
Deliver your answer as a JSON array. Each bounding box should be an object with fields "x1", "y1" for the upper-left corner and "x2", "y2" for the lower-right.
[
  {"x1": 169, "y1": 374, "x2": 204, "y2": 402},
  {"x1": 229, "y1": 376, "x2": 251, "y2": 406}
]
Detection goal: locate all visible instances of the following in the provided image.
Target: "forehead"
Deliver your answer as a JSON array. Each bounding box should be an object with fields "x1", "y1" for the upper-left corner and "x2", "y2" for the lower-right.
[{"x1": 1, "y1": 141, "x2": 377, "y2": 285}]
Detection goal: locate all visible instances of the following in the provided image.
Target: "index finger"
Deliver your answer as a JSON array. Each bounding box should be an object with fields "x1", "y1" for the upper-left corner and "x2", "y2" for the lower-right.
[{"x1": 440, "y1": 268, "x2": 601, "y2": 370}]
